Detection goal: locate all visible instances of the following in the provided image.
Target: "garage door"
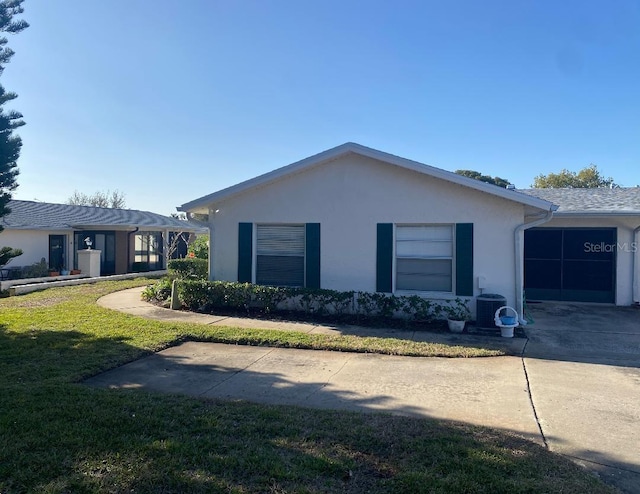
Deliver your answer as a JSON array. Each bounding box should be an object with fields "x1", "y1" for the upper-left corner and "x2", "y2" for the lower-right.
[{"x1": 524, "y1": 228, "x2": 616, "y2": 303}]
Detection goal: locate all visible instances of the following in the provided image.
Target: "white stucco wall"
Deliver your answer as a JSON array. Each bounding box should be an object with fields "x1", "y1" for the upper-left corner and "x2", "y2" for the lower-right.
[
  {"x1": 0, "y1": 230, "x2": 74, "y2": 269},
  {"x1": 542, "y1": 216, "x2": 640, "y2": 305},
  {"x1": 208, "y1": 154, "x2": 528, "y2": 310}
]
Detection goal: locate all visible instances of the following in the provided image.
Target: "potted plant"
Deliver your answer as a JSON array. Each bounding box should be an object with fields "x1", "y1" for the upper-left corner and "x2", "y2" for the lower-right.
[{"x1": 444, "y1": 298, "x2": 471, "y2": 333}]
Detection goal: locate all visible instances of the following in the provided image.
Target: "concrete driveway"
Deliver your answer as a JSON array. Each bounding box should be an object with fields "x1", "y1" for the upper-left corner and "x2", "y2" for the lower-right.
[
  {"x1": 92, "y1": 289, "x2": 640, "y2": 493},
  {"x1": 525, "y1": 302, "x2": 640, "y2": 367},
  {"x1": 523, "y1": 302, "x2": 640, "y2": 492}
]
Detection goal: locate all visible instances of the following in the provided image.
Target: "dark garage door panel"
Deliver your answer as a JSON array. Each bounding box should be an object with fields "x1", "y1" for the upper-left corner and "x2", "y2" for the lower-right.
[{"x1": 524, "y1": 228, "x2": 616, "y2": 303}]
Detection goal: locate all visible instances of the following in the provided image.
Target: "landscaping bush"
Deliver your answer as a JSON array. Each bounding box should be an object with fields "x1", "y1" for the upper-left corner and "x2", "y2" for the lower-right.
[
  {"x1": 188, "y1": 234, "x2": 209, "y2": 259},
  {"x1": 177, "y1": 280, "x2": 286, "y2": 314},
  {"x1": 20, "y1": 258, "x2": 49, "y2": 279},
  {"x1": 168, "y1": 258, "x2": 208, "y2": 280},
  {"x1": 162, "y1": 279, "x2": 462, "y2": 324},
  {"x1": 142, "y1": 277, "x2": 173, "y2": 304}
]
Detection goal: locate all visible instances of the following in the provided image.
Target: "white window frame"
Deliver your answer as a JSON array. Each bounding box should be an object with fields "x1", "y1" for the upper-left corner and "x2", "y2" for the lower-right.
[
  {"x1": 394, "y1": 224, "x2": 456, "y2": 295},
  {"x1": 253, "y1": 223, "x2": 306, "y2": 287}
]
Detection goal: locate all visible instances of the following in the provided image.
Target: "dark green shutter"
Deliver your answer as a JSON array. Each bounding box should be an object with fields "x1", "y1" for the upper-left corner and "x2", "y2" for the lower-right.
[
  {"x1": 376, "y1": 223, "x2": 393, "y2": 293},
  {"x1": 305, "y1": 223, "x2": 321, "y2": 289},
  {"x1": 455, "y1": 223, "x2": 473, "y2": 296},
  {"x1": 238, "y1": 222, "x2": 253, "y2": 283}
]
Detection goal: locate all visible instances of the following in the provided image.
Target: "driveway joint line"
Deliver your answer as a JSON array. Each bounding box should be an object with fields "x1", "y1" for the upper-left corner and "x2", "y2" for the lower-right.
[
  {"x1": 301, "y1": 353, "x2": 353, "y2": 401},
  {"x1": 521, "y1": 339, "x2": 548, "y2": 449},
  {"x1": 197, "y1": 347, "x2": 277, "y2": 396}
]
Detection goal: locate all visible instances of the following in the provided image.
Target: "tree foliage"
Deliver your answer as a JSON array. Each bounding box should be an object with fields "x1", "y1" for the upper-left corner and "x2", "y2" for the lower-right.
[
  {"x1": 532, "y1": 164, "x2": 616, "y2": 189},
  {"x1": 188, "y1": 235, "x2": 209, "y2": 259},
  {"x1": 0, "y1": 244, "x2": 21, "y2": 267},
  {"x1": 0, "y1": 0, "x2": 28, "y2": 233},
  {"x1": 454, "y1": 170, "x2": 511, "y2": 188},
  {"x1": 67, "y1": 189, "x2": 127, "y2": 208}
]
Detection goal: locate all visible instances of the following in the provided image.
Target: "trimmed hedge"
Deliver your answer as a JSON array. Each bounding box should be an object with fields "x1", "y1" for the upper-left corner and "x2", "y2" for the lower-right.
[
  {"x1": 154, "y1": 279, "x2": 470, "y2": 323},
  {"x1": 168, "y1": 258, "x2": 208, "y2": 280}
]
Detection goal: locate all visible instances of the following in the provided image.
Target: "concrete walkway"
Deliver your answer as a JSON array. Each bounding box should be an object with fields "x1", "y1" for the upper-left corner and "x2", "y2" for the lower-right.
[
  {"x1": 98, "y1": 287, "x2": 528, "y2": 354},
  {"x1": 94, "y1": 288, "x2": 640, "y2": 493}
]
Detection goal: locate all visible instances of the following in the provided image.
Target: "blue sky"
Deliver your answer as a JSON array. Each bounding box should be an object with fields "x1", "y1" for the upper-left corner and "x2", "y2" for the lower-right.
[{"x1": 4, "y1": 0, "x2": 640, "y2": 215}]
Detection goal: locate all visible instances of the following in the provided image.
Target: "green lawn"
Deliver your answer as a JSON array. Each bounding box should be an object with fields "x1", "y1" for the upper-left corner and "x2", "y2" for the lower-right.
[{"x1": 0, "y1": 281, "x2": 617, "y2": 493}]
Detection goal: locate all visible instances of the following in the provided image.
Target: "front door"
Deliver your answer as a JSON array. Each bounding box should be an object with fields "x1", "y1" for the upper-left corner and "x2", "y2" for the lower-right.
[{"x1": 49, "y1": 235, "x2": 66, "y2": 271}]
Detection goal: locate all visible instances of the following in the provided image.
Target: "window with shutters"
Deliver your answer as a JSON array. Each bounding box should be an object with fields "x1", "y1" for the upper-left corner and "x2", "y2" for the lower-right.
[
  {"x1": 256, "y1": 224, "x2": 305, "y2": 287},
  {"x1": 396, "y1": 225, "x2": 453, "y2": 292}
]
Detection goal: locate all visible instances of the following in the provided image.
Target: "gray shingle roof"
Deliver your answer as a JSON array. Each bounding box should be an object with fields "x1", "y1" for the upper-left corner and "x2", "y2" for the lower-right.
[
  {"x1": 1, "y1": 200, "x2": 206, "y2": 231},
  {"x1": 521, "y1": 187, "x2": 640, "y2": 214}
]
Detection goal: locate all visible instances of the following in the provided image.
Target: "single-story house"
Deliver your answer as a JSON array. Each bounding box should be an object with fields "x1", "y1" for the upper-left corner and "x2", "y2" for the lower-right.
[
  {"x1": 521, "y1": 188, "x2": 640, "y2": 305},
  {"x1": 179, "y1": 142, "x2": 560, "y2": 321},
  {"x1": 178, "y1": 143, "x2": 640, "y2": 316},
  {"x1": 0, "y1": 200, "x2": 205, "y2": 277}
]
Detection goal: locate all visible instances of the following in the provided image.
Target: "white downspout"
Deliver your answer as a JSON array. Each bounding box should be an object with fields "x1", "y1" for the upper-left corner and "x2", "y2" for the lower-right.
[
  {"x1": 633, "y1": 225, "x2": 640, "y2": 304},
  {"x1": 514, "y1": 208, "x2": 556, "y2": 324},
  {"x1": 208, "y1": 209, "x2": 215, "y2": 281}
]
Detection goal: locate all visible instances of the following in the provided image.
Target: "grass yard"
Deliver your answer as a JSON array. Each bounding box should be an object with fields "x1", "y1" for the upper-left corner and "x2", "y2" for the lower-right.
[{"x1": 0, "y1": 280, "x2": 617, "y2": 493}]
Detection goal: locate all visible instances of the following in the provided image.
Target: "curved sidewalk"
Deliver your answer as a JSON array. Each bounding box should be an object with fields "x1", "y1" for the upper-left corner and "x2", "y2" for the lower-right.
[{"x1": 98, "y1": 287, "x2": 527, "y2": 353}]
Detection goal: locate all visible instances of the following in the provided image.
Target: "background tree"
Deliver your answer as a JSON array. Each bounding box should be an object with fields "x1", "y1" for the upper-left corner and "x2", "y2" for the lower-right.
[
  {"x1": 67, "y1": 189, "x2": 127, "y2": 208},
  {"x1": 165, "y1": 231, "x2": 192, "y2": 261},
  {"x1": 0, "y1": 245, "x2": 22, "y2": 267},
  {"x1": 532, "y1": 164, "x2": 616, "y2": 189},
  {"x1": 188, "y1": 235, "x2": 208, "y2": 259},
  {"x1": 0, "y1": 0, "x2": 28, "y2": 268},
  {"x1": 454, "y1": 170, "x2": 511, "y2": 188},
  {"x1": 168, "y1": 213, "x2": 209, "y2": 260}
]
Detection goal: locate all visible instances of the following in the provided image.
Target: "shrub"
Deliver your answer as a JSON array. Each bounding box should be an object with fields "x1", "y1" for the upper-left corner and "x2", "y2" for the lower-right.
[
  {"x1": 443, "y1": 298, "x2": 471, "y2": 321},
  {"x1": 188, "y1": 235, "x2": 209, "y2": 259},
  {"x1": 21, "y1": 258, "x2": 49, "y2": 279},
  {"x1": 141, "y1": 277, "x2": 173, "y2": 303},
  {"x1": 163, "y1": 280, "x2": 456, "y2": 324},
  {"x1": 168, "y1": 258, "x2": 208, "y2": 280}
]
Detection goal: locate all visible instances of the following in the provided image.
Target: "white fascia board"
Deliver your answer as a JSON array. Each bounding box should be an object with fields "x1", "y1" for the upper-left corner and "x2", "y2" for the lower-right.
[
  {"x1": 552, "y1": 211, "x2": 640, "y2": 218},
  {"x1": 178, "y1": 142, "x2": 557, "y2": 213},
  {"x1": 178, "y1": 144, "x2": 355, "y2": 212},
  {"x1": 2, "y1": 226, "x2": 72, "y2": 232}
]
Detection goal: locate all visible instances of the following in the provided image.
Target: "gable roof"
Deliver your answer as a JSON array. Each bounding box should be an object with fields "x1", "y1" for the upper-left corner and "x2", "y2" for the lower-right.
[
  {"x1": 2, "y1": 200, "x2": 205, "y2": 232},
  {"x1": 522, "y1": 188, "x2": 640, "y2": 216},
  {"x1": 179, "y1": 142, "x2": 557, "y2": 214}
]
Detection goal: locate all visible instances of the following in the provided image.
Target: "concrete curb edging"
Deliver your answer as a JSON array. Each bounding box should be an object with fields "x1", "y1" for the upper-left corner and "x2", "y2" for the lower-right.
[{"x1": 9, "y1": 271, "x2": 166, "y2": 296}]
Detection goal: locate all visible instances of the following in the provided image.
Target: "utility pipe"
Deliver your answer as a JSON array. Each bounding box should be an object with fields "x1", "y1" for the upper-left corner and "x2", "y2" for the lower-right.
[{"x1": 514, "y1": 208, "x2": 556, "y2": 324}]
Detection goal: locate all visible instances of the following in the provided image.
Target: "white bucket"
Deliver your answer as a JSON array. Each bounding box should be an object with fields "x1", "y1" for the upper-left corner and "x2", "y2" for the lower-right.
[{"x1": 500, "y1": 326, "x2": 514, "y2": 338}]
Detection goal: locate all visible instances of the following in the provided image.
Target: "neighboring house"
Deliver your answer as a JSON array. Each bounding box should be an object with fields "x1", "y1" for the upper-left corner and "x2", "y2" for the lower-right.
[
  {"x1": 521, "y1": 188, "x2": 640, "y2": 305},
  {"x1": 0, "y1": 200, "x2": 204, "y2": 276},
  {"x1": 179, "y1": 142, "x2": 561, "y2": 320}
]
